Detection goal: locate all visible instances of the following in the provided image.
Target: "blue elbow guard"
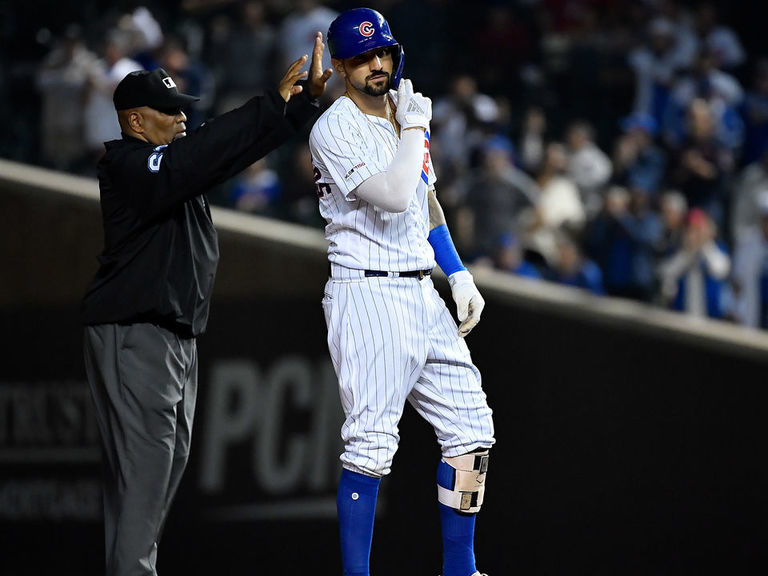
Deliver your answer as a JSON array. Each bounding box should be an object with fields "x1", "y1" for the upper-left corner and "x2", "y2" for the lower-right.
[{"x1": 428, "y1": 224, "x2": 467, "y2": 277}]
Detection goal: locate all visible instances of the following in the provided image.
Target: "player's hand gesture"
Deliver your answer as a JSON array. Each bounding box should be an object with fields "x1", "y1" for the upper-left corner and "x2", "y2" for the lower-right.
[
  {"x1": 395, "y1": 78, "x2": 431, "y2": 132},
  {"x1": 448, "y1": 270, "x2": 485, "y2": 337}
]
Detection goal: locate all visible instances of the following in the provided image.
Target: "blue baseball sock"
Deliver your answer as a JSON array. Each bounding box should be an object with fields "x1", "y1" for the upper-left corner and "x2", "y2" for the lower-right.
[
  {"x1": 337, "y1": 468, "x2": 381, "y2": 576},
  {"x1": 437, "y1": 459, "x2": 477, "y2": 576}
]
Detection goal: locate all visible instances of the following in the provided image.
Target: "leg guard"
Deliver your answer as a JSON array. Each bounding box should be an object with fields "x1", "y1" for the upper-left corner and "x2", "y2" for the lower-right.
[{"x1": 437, "y1": 450, "x2": 489, "y2": 514}]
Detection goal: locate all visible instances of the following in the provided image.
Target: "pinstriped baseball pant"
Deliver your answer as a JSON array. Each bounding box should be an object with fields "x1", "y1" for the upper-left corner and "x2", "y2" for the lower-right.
[{"x1": 322, "y1": 273, "x2": 495, "y2": 478}]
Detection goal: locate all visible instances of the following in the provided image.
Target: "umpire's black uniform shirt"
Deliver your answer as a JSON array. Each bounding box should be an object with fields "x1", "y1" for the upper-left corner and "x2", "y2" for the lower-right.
[{"x1": 81, "y1": 88, "x2": 318, "y2": 337}]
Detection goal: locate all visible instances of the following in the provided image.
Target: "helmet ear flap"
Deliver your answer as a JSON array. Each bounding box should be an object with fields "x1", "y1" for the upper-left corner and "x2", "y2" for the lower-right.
[{"x1": 392, "y1": 45, "x2": 405, "y2": 89}]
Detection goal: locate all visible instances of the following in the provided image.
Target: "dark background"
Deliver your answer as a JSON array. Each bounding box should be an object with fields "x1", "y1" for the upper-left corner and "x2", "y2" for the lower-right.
[
  {"x1": 3, "y1": 1, "x2": 768, "y2": 573},
  {"x1": 2, "y1": 293, "x2": 767, "y2": 575}
]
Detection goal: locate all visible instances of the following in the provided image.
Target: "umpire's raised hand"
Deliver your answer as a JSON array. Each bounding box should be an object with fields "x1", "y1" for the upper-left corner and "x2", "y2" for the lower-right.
[{"x1": 278, "y1": 32, "x2": 333, "y2": 102}]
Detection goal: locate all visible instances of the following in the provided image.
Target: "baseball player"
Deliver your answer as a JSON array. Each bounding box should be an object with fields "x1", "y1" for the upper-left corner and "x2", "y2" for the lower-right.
[{"x1": 309, "y1": 9, "x2": 495, "y2": 576}]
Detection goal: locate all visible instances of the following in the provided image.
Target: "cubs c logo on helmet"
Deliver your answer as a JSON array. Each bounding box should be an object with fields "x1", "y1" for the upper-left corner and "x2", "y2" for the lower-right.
[{"x1": 359, "y1": 21, "x2": 375, "y2": 37}]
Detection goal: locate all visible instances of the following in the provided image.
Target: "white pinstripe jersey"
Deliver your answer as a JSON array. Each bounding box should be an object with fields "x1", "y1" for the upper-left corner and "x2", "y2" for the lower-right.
[{"x1": 309, "y1": 93, "x2": 437, "y2": 272}]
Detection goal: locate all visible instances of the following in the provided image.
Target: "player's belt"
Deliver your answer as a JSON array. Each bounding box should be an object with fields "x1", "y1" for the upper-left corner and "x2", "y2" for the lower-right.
[
  {"x1": 364, "y1": 269, "x2": 432, "y2": 279},
  {"x1": 328, "y1": 263, "x2": 432, "y2": 280}
]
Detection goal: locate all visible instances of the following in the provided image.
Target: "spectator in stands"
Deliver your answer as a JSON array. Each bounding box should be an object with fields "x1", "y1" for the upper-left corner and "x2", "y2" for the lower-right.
[
  {"x1": 522, "y1": 141, "x2": 586, "y2": 270},
  {"x1": 457, "y1": 134, "x2": 539, "y2": 262},
  {"x1": 547, "y1": 231, "x2": 604, "y2": 295},
  {"x1": 491, "y1": 231, "x2": 542, "y2": 280},
  {"x1": 731, "y1": 142, "x2": 768, "y2": 245},
  {"x1": 116, "y1": 3, "x2": 165, "y2": 70},
  {"x1": 431, "y1": 74, "x2": 501, "y2": 189},
  {"x1": 564, "y1": 119, "x2": 612, "y2": 217},
  {"x1": 653, "y1": 0, "x2": 699, "y2": 70},
  {"x1": 612, "y1": 112, "x2": 667, "y2": 198},
  {"x1": 276, "y1": 0, "x2": 338, "y2": 94},
  {"x1": 208, "y1": 1, "x2": 277, "y2": 114},
  {"x1": 662, "y1": 47, "x2": 744, "y2": 152},
  {"x1": 731, "y1": 191, "x2": 768, "y2": 329},
  {"x1": 669, "y1": 97, "x2": 735, "y2": 232},
  {"x1": 229, "y1": 157, "x2": 282, "y2": 217},
  {"x1": 584, "y1": 185, "x2": 662, "y2": 302},
  {"x1": 157, "y1": 35, "x2": 213, "y2": 130},
  {"x1": 656, "y1": 189, "x2": 689, "y2": 260},
  {"x1": 83, "y1": 29, "x2": 143, "y2": 167},
  {"x1": 658, "y1": 208, "x2": 731, "y2": 319},
  {"x1": 741, "y1": 58, "x2": 768, "y2": 167},
  {"x1": 692, "y1": 2, "x2": 746, "y2": 73},
  {"x1": 627, "y1": 16, "x2": 694, "y2": 129},
  {"x1": 518, "y1": 105, "x2": 547, "y2": 176},
  {"x1": 35, "y1": 24, "x2": 98, "y2": 172}
]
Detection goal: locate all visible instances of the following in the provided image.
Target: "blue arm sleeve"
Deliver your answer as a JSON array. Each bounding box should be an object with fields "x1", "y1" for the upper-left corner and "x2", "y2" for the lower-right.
[{"x1": 428, "y1": 224, "x2": 467, "y2": 277}]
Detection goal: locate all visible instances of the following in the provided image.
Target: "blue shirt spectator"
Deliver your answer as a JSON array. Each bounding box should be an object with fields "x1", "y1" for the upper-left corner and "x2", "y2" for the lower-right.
[
  {"x1": 585, "y1": 186, "x2": 662, "y2": 302},
  {"x1": 548, "y1": 231, "x2": 604, "y2": 295},
  {"x1": 613, "y1": 112, "x2": 667, "y2": 196}
]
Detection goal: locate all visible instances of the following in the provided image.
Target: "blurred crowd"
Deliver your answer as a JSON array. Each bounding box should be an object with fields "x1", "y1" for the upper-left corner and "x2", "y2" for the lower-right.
[{"x1": 3, "y1": 0, "x2": 768, "y2": 331}]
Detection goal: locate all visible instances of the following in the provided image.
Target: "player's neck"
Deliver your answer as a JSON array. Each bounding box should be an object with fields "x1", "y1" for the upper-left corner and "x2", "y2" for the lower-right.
[{"x1": 344, "y1": 89, "x2": 388, "y2": 119}]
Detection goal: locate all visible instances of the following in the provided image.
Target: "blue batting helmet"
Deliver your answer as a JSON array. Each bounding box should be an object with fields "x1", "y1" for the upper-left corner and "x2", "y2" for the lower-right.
[{"x1": 327, "y1": 7, "x2": 405, "y2": 88}]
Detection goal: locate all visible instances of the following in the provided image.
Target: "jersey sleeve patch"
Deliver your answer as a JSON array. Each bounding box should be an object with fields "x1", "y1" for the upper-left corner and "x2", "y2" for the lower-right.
[{"x1": 344, "y1": 161, "x2": 367, "y2": 180}]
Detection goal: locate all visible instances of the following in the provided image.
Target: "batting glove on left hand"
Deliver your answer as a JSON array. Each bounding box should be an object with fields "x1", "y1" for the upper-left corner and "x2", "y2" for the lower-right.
[{"x1": 448, "y1": 270, "x2": 485, "y2": 337}]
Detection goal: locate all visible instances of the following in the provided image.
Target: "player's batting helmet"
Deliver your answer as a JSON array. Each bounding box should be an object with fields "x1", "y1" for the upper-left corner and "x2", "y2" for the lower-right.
[{"x1": 327, "y1": 7, "x2": 405, "y2": 88}]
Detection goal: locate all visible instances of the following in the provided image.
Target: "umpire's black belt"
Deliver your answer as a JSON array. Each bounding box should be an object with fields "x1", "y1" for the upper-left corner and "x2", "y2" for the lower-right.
[{"x1": 329, "y1": 263, "x2": 432, "y2": 280}]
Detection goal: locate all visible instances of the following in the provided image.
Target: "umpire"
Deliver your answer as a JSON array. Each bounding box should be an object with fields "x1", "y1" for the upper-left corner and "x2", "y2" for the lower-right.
[{"x1": 81, "y1": 34, "x2": 332, "y2": 576}]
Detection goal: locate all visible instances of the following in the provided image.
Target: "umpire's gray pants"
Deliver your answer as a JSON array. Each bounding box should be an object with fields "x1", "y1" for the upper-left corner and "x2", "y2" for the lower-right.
[{"x1": 84, "y1": 323, "x2": 197, "y2": 576}]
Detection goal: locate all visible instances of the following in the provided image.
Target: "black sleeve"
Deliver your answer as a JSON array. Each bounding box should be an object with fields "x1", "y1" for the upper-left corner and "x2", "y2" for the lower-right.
[{"x1": 121, "y1": 88, "x2": 319, "y2": 220}]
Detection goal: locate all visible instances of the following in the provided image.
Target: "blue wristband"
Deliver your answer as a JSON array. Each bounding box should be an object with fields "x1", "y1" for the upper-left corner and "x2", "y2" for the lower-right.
[{"x1": 428, "y1": 224, "x2": 467, "y2": 277}]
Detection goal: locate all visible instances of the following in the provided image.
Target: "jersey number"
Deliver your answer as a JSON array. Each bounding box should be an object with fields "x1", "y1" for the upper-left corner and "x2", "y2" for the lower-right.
[
  {"x1": 148, "y1": 151, "x2": 164, "y2": 173},
  {"x1": 148, "y1": 145, "x2": 167, "y2": 173},
  {"x1": 313, "y1": 166, "x2": 331, "y2": 198}
]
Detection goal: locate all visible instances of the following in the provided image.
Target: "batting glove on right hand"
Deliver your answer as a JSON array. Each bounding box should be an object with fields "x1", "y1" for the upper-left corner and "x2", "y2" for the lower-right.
[
  {"x1": 396, "y1": 78, "x2": 431, "y2": 132},
  {"x1": 448, "y1": 270, "x2": 485, "y2": 337}
]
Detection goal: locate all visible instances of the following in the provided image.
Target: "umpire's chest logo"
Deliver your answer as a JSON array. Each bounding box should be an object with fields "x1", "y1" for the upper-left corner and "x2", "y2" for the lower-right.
[{"x1": 147, "y1": 145, "x2": 168, "y2": 173}]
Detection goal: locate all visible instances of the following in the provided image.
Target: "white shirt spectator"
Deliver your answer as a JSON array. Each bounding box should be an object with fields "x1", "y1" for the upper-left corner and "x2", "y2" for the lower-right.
[
  {"x1": 278, "y1": 2, "x2": 338, "y2": 76},
  {"x1": 732, "y1": 224, "x2": 768, "y2": 328},
  {"x1": 84, "y1": 55, "x2": 143, "y2": 150}
]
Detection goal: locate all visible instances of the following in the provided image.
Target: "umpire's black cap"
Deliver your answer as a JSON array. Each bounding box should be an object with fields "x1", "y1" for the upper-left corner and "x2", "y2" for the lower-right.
[{"x1": 113, "y1": 68, "x2": 198, "y2": 112}]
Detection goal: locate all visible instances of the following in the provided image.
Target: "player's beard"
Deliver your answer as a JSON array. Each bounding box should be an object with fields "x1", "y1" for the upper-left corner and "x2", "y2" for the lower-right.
[{"x1": 362, "y1": 73, "x2": 391, "y2": 96}]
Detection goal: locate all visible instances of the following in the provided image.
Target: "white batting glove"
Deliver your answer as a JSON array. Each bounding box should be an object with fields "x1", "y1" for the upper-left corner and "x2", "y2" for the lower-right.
[
  {"x1": 448, "y1": 270, "x2": 485, "y2": 337},
  {"x1": 396, "y1": 78, "x2": 431, "y2": 132}
]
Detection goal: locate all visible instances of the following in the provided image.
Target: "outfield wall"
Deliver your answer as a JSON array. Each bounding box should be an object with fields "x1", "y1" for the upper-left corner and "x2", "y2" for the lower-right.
[{"x1": 1, "y1": 159, "x2": 767, "y2": 575}]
